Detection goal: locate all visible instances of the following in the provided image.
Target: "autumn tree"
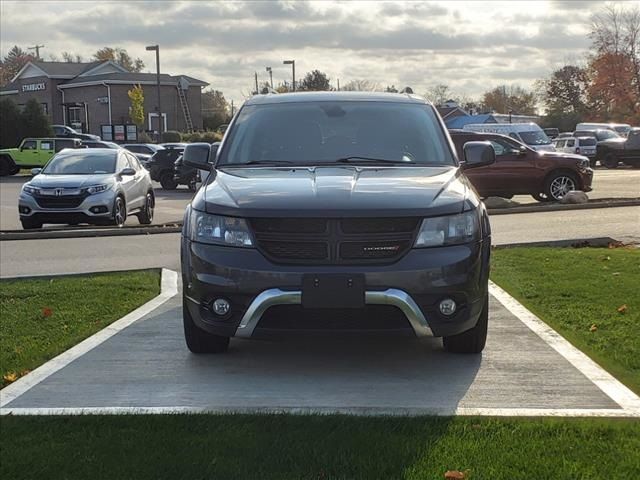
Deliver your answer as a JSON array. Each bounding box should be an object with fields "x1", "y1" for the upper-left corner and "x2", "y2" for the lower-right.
[
  {"x1": 0, "y1": 46, "x2": 34, "y2": 86},
  {"x1": 299, "y1": 70, "x2": 331, "y2": 91},
  {"x1": 587, "y1": 4, "x2": 640, "y2": 123},
  {"x1": 93, "y1": 47, "x2": 144, "y2": 72},
  {"x1": 127, "y1": 84, "x2": 145, "y2": 130},
  {"x1": 481, "y1": 85, "x2": 537, "y2": 115}
]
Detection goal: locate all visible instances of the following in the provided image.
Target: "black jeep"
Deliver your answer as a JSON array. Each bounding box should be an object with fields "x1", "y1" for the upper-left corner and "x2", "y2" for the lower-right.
[{"x1": 181, "y1": 92, "x2": 495, "y2": 355}]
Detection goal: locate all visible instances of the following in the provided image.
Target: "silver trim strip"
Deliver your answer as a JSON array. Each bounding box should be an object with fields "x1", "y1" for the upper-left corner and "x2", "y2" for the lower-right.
[{"x1": 235, "y1": 288, "x2": 432, "y2": 338}]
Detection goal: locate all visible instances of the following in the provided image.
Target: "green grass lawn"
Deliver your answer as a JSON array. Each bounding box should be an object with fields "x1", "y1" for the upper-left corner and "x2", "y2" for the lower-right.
[
  {"x1": 1, "y1": 414, "x2": 639, "y2": 480},
  {"x1": 0, "y1": 270, "x2": 160, "y2": 387},
  {"x1": 491, "y1": 246, "x2": 640, "y2": 394}
]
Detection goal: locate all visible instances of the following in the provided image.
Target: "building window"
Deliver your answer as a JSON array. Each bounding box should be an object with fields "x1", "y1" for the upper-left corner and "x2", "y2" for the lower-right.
[
  {"x1": 68, "y1": 107, "x2": 82, "y2": 123},
  {"x1": 41, "y1": 103, "x2": 48, "y2": 115}
]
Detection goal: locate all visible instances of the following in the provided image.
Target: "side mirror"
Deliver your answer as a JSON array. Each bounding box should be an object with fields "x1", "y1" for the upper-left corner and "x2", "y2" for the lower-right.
[
  {"x1": 183, "y1": 142, "x2": 212, "y2": 169},
  {"x1": 462, "y1": 141, "x2": 496, "y2": 169},
  {"x1": 31, "y1": 168, "x2": 42, "y2": 175},
  {"x1": 120, "y1": 167, "x2": 136, "y2": 176}
]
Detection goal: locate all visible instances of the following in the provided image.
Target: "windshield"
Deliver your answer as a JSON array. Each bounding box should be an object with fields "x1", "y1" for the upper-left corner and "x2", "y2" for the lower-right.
[
  {"x1": 218, "y1": 101, "x2": 455, "y2": 166},
  {"x1": 518, "y1": 130, "x2": 552, "y2": 146},
  {"x1": 42, "y1": 152, "x2": 117, "y2": 174}
]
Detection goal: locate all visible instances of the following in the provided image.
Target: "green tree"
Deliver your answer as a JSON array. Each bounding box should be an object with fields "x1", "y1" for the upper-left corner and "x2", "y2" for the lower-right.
[
  {"x1": 538, "y1": 65, "x2": 590, "y2": 130},
  {"x1": 299, "y1": 70, "x2": 331, "y2": 91},
  {"x1": 0, "y1": 46, "x2": 34, "y2": 86},
  {"x1": 93, "y1": 47, "x2": 144, "y2": 72},
  {"x1": 0, "y1": 97, "x2": 22, "y2": 148},
  {"x1": 127, "y1": 84, "x2": 145, "y2": 129},
  {"x1": 19, "y1": 98, "x2": 52, "y2": 139},
  {"x1": 201, "y1": 89, "x2": 230, "y2": 130}
]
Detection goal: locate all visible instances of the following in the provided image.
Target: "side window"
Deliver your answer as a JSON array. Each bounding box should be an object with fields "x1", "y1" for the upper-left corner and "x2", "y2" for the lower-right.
[
  {"x1": 53, "y1": 126, "x2": 65, "y2": 136},
  {"x1": 566, "y1": 139, "x2": 575, "y2": 147},
  {"x1": 116, "y1": 154, "x2": 129, "y2": 172},
  {"x1": 126, "y1": 145, "x2": 140, "y2": 153},
  {"x1": 488, "y1": 140, "x2": 506, "y2": 156},
  {"x1": 40, "y1": 141, "x2": 53, "y2": 151},
  {"x1": 125, "y1": 153, "x2": 139, "y2": 170},
  {"x1": 21, "y1": 140, "x2": 37, "y2": 150},
  {"x1": 508, "y1": 133, "x2": 520, "y2": 141}
]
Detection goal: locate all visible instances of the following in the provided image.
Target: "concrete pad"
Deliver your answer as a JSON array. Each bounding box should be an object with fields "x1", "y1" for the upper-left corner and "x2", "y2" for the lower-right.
[{"x1": 2, "y1": 290, "x2": 631, "y2": 416}]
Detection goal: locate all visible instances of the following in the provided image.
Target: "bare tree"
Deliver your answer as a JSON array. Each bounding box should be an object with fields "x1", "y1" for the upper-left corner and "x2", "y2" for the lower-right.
[{"x1": 341, "y1": 79, "x2": 381, "y2": 91}]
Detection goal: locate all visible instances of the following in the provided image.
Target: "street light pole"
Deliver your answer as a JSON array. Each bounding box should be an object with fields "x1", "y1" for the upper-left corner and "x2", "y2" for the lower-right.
[
  {"x1": 266, "y1": 66, "x2": 273, "y2": 89},
  {"x1": 283, "y1": 60, "x2": 295, "y2": 92},
  {"x1": 146, "y1": 44, "x2": 162, "y2": 134}
]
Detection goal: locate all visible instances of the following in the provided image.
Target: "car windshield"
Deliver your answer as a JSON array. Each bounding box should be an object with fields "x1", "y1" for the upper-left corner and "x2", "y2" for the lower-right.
[
  {"x1": 518, "y1": 130, "x2": 552, "y2": 146},
  {"x1": 218, "y1": 101, "x2": 456, "y2": 166},
  {"x1": 42, "y1": 151, "x2": 117, "y2": 174}
]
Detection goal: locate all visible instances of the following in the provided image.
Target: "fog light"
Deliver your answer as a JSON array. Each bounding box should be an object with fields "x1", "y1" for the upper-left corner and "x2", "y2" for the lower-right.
[
  {"x1": 90, "y1": 206, "x2": 108, "y2": 214},
  {"x1": 212, "y1": 298, "x2": 230, "y2": 316},
  {"x1": 19, "y1": 206, "x2": 31, "y2": 214},
  {"x1": 439, "y1": 298, "x2": 457, "y2": 316}
]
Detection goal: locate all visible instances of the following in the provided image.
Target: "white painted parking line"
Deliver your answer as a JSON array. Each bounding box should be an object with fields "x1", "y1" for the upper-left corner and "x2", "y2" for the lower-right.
[
  {"x1": 489, "y1": 280, "x2": 640, "y2": 416},
  {"x1": 0, "y1": 269, "x2": 178, "y2": 409}
]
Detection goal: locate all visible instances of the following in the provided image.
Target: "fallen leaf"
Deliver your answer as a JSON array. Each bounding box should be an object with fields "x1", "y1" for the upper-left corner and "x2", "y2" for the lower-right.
[
  {"x1": 3, "y1": 372, "x2": 18, "y2": 384},
  {"x1": 19, "y1": 370, "x2": 30, "y2": 377},
  {"x1": 590, "y1": 324, "x2": 598, "y2": 332},
  {"x1": 42, "y1": 307, "x2": 53, "y2": 318},
  {"x1": 608, "y1": 241, "x2": 625, "y2": 249},
  {"x1": 444, "y1": 471, "x2": 465, "y2": 480},
  {"x1": 603, "y1": 255, "x2": 611, "y2": 261},
  {"x1": 617, "y1": 304, "x2": 628, "y2": 314},
  {"x1": 612, "y1": 272, "x2": 620, "y2": 276}
]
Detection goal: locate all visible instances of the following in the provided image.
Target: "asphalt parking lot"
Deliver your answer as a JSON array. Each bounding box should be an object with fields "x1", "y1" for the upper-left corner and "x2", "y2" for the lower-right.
[
  {"x1": 1, "y1": 169, "x2": 639, "y2": 230},
  {"x1": 2, "y1": 284, "x2": 632, "y2": 415}
]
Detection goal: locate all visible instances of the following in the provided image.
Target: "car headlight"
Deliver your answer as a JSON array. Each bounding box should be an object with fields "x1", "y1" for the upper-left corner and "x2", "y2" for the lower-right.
[
  {"x1": 414, "y1": 211, "x2": 479, "y2": 247},
  {"x1": 190, "y1": 210, "x2": 253, "y2": 247},
  {"x1": 22, "y1": 185, "x2": 39, "y2": 196},
  {"x1": 577, "y1": 158, "x2": 590, "y2": 170},
  {"x1": 86, "y1": 184, "x2": 110, "y2": 195}
]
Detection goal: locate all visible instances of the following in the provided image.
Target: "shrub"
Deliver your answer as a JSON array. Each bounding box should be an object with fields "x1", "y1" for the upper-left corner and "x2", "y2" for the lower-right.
[
  {"x1": 200, "y1": 131, "x2": 223, "y2": 143},
  {"x1": 138, "y1": 131, "x2": 153, "y2": 143},
  {"x1": 161, "y1": 130, "x2": 181, "y2": 143}
]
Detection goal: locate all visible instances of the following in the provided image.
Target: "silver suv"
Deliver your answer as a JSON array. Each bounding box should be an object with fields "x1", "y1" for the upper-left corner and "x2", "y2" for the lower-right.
[{"x1": 18, "y1": 148, "x2": 154, "y2": 229}]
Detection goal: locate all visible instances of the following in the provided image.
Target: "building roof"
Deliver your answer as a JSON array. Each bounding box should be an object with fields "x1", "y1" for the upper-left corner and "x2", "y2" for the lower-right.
[
  {"x1": 59, "y1": 72, "x2": 209, "y2": 88},
  {"x1": 246, "y1": 91, "x2": 430, "y2": 105},
  {"x1": 32, "y1": 61, "x2": 102, "y2": 77},
  {"x1": 445, "y1": 114, "x2": 497, "y2": 129}
]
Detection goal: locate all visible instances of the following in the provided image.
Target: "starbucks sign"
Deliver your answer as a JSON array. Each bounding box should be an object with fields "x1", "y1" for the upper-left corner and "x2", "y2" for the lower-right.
[{"x1": 22, "y1": 82, "x2": 46, "y2": 92}]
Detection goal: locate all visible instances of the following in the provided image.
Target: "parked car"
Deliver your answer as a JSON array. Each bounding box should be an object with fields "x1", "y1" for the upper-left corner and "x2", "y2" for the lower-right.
[
  {"x1": 576, "y1": 122, "x2": 631, "y2": 137},
  {"x1": 144, "y1": 146, "x2": 190, "y2": 189},
  {"x1": 52, "y1": 124, "x2": 101, "y2": 141},
  {"x1": 595, "y1": 127, "x2": 640, "y2": 169},
  {"x1": 180, "y1": 92, "x2": 496, "y2": 354},
  {"x1": 81, "y1": 140, "x2": 120, "y2": 149},
  {"x1": 543, "y1": 128, "x2": 560, "y2": 139},
  {"x1": 553, "y1": 136, "x2": 597, "y2": 167},
  {"x1": 556, "y1": 132, "x2": 574, "y2": 139},
  {"x1": 574, "y1": 129, "x2": 620, "y2": 142},
  {"x1": 160, "y1": 143, "x2": 188, "y2": 149},
  {"x1": 0, "y1": 138, "x2": 82, "y2": 176},
  {"x1": 450, "y1": 131, "x2": 593, "y2": 201},
  {"x1": 173, "y1": 155, "x2": 198, "y2": 191},
  {"x1": 123, "y1": 143, "x2": 165, "y2": 156},
  {"x1": 462, "y1": 122, "x2": 555, "y2": 152},
  {"x1": 18, "y1": 148, "x2": 154, "y2": 229}
]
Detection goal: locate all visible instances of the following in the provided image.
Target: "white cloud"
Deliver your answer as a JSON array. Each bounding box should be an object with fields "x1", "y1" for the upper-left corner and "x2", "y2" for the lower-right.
[{"x1": 0, "y1": 0, "x2": 604, "y2": 106}]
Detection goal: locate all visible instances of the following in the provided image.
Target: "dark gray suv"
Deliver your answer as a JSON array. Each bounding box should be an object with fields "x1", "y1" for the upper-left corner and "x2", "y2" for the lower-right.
[{"x1": 181, "y1": 92, "x2": 495, "y2": 354}]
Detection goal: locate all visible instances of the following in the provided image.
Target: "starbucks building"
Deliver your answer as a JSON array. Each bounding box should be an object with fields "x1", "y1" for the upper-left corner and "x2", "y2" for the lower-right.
[{"x1": 0, "y1": 60, "x2": 208, "y2": 139}]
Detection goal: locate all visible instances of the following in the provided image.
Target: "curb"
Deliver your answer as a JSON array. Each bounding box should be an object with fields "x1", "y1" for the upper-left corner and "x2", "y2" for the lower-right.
[
  {"x1": 486, "y1": 198, "x2": 640, "y2": 215},
  {"x1": 491, "y1": 237, "x2": 630, "y2": 249}
]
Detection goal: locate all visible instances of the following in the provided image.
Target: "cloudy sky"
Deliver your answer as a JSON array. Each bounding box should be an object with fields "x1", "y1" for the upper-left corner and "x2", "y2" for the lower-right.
[{"x1": 1, "y1": 0, "x2": 607, "y2": 105}]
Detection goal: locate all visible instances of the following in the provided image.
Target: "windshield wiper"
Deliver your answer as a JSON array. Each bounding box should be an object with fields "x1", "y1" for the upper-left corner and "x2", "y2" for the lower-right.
[
  {"x1": 334, "y1": 156, "x2": 414, "y2": 164},
  {"x1": 225, "y1": 160, "x2": 297, "y2": 167}
]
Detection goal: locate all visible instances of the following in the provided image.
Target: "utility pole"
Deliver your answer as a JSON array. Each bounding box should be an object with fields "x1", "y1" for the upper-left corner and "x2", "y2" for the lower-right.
[
  {"x1": 337, "y1": 78, "x2": 340, "y2": 91},
  {"x1": 231, "y1": 100, "x2": 234, "y2": 117},
  {"x1": 145, "y1": 45, "x2": 162, "y2": 134},
  {"x1": 283, "y1": 60, "x2": 295, "y2": 92},
  {"x1": 28, "y1": 45, "x2": 45, "y2": 59},
  {"x1": 254, "y1": 72, "x2": 259, "y2": 94}
]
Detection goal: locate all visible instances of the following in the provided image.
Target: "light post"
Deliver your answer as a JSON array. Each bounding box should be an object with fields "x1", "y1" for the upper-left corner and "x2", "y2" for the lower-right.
[
  {"x1": 145, "y1": 44, "x2": 162, "y2": 134},
  {"x1": 283, "y1": 60, "x2": 295, "y2": 92},
  {"x1": 266, "y1": 66, "x2": 273, "y2": 89}
]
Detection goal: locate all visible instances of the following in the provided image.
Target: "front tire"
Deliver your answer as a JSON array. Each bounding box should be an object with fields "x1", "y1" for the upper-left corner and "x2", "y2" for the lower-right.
[
  {"x1": 111, "y1": 196, "x2": 126, "y2": 227},
  {"x1": 183, "y1": 297, "x2": 230, "y2": 354},
  {"x1": 603, "y1": 153, "x2": 619, "y2": 169},
  {"x1": 160, "y1": 171, "x2": 178, "y2": 190},
  {"x1": 532, "y1": 192, "x2": 551, "y2": 202},
  {"x1": 443, "y1": 293, "x2": 488, "y2": 354},
  {"x1": 0, "y1": 156, "x2": 14, "y2": 176},
  {"x1": 544, "y1": 171, "x2": 578, "y2": 201},
  {"x1": 137, "y1": 191, "x2": 154, "y2": 225}
]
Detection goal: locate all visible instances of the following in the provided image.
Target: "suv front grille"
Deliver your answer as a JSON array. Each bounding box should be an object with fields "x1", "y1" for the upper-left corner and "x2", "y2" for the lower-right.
[
  {"x1": 34, "y1": 192, "x2": 88, "y2": 209},
  {"x1": 249, "y1": 217, "x2": 419, "y2": 265}
]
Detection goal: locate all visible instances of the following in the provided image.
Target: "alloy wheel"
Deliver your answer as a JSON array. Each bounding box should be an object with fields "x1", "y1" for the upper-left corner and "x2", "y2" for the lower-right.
[
  {"x1": 114, "y1": 198, "x2": 126, "y2": 227},
  {"x1": 549, "y1": 176, "x2": 576, "y2": 200}
]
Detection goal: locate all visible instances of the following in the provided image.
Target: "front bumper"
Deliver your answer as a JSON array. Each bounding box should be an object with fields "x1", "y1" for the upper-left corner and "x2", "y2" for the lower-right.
[
  {"x1": 580, "y1": 168, "x2": 594, "y2": 192},
  {"x1": 182, "y1": 237, "x2": 491, "y2": 339},
  {"x1": 18, "y1": 190, "x2": 115, "y2": 225}
]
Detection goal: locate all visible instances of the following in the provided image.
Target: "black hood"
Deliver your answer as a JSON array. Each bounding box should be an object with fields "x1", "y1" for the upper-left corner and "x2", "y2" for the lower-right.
[{"x1": 198, "y1": 166, "x2": 474, "y2": 218}]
